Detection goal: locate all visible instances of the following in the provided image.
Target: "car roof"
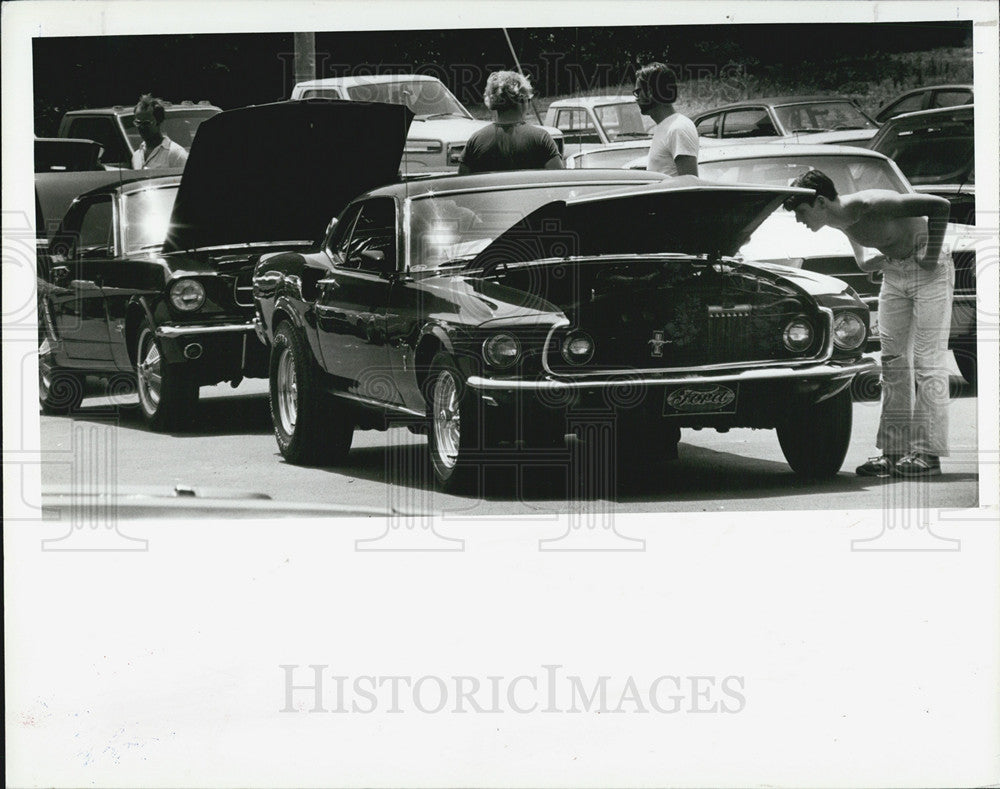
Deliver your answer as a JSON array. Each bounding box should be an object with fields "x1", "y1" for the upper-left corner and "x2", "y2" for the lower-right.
[
  {"x1": 695, "y1": 96, "x2": 857, "y2": 114},
  {"x1": 294, "y1": 74, "x2": 443, "y2": 89},
  {"x1": 881, "y1": 103, "x2": 974, "y2": 125},
  {"x1": 548, "y1": 96, "x2": 637, "y2": 108},
  {"x1": 365, "y1": 168, "x2": 669, "y2": 199},
  {"x1": 63, "y1": 103, "x2": 220, "y2": 116},
  {"x1": 886, "y1": 84, "x2": 973, "y2": 97},
  {"x1": 698, "y1": 142, "x2": 891, "y2": 163}
]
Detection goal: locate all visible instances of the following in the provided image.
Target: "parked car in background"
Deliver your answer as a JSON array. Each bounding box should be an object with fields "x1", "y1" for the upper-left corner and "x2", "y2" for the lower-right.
[
  {"x1": 543, "y1": 95, "x2": 653, "y2": 157},
  {"x1": 564, "y1": 141, "x2": 654, "y2": 170},
  {"x1": 693, "y1": 96, "x2": 880, "y2": 147},
  {"x1": 34, "y1": 138, "x2": 105, "y2": 172},
  {"x1": 57, "y1": 101, "x2": 221, "y2": 169},
  {"x1": 253, "y1": 169, "x2": 875, "y2": 488},
  {"x1": 695, "y1": 142, "x2": 978, "y2": 383},
  {"x1": 39, "y1": 99, "x2": 413, "y2": 428},
  {"x1": 873, "y1": 84, "x2": 973, "y2": 124},
  {"x1": 868, "y1": 104, "x2": 975, "y2": 224},
  {"x1": 290, "y1": 74, "x2": 564, "y2": 173}
]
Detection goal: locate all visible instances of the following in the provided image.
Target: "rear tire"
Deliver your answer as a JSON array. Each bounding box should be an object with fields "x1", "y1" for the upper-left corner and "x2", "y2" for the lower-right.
[
  {"x1": 953, "y1": 344, "x2": 977, "y2": 386},
  {"x1": 777, "y1": 387, "x2": 852, "y2": 479},
  {"x1": 38, "y1": 339, "x2": 85, "y2": 415},
  {"x1": 135, "y1": 318, "x2": 199, "y2": 431},
  {"x1": 270, "y1": 321, "x2": 354, "y2": 465}
]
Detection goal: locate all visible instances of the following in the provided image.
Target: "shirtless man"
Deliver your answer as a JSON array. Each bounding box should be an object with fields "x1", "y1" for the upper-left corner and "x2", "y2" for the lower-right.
[{"x1": 784, "y1": 169, "x2": 954, "y2": 478}]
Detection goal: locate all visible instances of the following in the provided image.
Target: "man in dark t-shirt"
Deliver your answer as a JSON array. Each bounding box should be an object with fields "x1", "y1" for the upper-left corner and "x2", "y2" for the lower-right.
[{"x1": 459, "y1": 71, "x2": 563, "y2": 174}]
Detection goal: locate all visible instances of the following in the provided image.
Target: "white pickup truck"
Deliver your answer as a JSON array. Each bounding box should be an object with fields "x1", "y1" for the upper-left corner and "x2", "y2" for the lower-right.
[{"x1": 291, "y1": 74, "x2": 564, "y2": 173}]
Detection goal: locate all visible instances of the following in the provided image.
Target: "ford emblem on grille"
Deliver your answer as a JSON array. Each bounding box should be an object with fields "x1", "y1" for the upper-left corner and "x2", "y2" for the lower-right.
[{"x1": 666, "y1": 385, "x2": 736, "y2": 412}]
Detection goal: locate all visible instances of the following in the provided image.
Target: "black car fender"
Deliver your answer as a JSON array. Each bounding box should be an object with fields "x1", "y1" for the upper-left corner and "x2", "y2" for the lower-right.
[{"x1": 124, "y1": 296, "x2": 158, "y2": 364}]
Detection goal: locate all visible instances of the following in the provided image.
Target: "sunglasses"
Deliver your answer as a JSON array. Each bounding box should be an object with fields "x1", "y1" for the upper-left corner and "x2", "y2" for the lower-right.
[{"x1": 133, "y1": 119, "x2": 155, "y2": 128}]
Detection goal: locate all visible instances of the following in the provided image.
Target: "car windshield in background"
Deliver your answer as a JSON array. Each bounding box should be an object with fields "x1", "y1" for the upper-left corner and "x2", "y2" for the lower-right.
[
  {"x1": 773, "y1": 102, "x2": 878, "y2": 133},
  {"x1": 123, "y1": 109, "x2": 221, "y2": 150},
  {"x1": 408, "y1": 183, "x2": 641, "y2": 272},
  {"x1": 122, "y1": 184, "x2": 179, "y2": 254},
  {"x1": 700, "y1": 154, "x2": 908, "y2": 196},
  {"x1": 346, "y1": 80, "x2": 469, "y2": 119},
  {"x1": 594, "y1": 102, "x2": 651, "y2": 141},
  {"x1": 871, "y1": 126, "x2": 974, "y2": 185}
]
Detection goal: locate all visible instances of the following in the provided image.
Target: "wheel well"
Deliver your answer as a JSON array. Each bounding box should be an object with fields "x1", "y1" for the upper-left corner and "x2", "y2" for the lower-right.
[
  {"x1": 414, "y1": 336, "x2": 442, "y2": 392},
  {"x1": 271, "y1": 308, "x2": 293, "y2": 335},
  {"x1": 125, "y1": 306, "x2": 146, "y2": 364}
]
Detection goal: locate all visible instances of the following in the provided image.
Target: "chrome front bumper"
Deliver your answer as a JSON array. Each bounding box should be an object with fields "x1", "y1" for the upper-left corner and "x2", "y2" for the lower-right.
[
  {"x1": 467, "y1": 358, "x2": 876, "y2": 392},
  {"x1": 155, "y1": 322, "x2": 256, "y2": 338}
]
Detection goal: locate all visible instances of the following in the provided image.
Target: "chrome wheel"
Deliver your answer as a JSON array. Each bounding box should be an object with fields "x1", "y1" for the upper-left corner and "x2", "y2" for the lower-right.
[
  {"x1": 432, "y1": 369, "x2": 461, "y2": 470},
  {"x1": 276, "y1": 345, "x2": 298, "y2": 436},
  {"x1": 136, "y1": 327, "x2": 162, "y2": 415}
]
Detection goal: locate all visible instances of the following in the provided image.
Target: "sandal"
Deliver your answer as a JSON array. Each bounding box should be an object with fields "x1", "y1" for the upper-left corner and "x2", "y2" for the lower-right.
[
  {"x1": 856, "y1": 455, "x2": 900, "y2": 478},
  {"x1": 894, "y1": 453, "x2": 941, "y2": 478}
]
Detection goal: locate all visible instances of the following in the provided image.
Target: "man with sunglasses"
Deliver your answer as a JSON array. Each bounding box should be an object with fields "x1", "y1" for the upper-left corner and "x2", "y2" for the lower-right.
[
  {"x1": 634, "y1": 63, "x2": 698, "y2": 177},
  {"x1": 131, "y1": 94, "x2": 189, "y2": 169}
]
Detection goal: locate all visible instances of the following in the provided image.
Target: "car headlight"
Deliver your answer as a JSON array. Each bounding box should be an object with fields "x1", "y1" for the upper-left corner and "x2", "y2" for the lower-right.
[
  {"x1": 483, "y1": 333, "x2": 521, "y2": 368},
  {"x1": 782, "y1": 317, "x2": 813, "y2": 352},
  {"x1": 169, "y1": 278, "x2": 206, "y2": 312},
  {"x1": 832, "y1": 312, "x2": 866, "y2": 350},
  {"x1": 560, "y1": 331, "x2": 594, "y2": 365}
]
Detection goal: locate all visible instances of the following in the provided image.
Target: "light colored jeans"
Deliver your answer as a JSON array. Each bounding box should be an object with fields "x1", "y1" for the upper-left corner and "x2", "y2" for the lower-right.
[{"x1": 876, "y1": 254, "x2": 955, "y2": 456}]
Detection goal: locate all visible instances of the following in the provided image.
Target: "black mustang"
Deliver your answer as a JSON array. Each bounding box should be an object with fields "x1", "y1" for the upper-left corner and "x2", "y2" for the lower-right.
[
  {"x1": 252, "y1": 169, "x2": 876, "y2": 488},
  {"x1": 37, "y1": 100, "x2": 413, "y2": 428}
]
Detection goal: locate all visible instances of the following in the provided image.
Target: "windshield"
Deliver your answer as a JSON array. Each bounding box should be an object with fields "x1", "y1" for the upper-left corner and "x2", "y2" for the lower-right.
[
  {"x1": 123, "y1": 108, "x2": 220, "y2": 151},
  {"x1": 773, "y1": 102, "x2": 877, "y2": 133},
  {"x1": 594, "y1": 102, "x2": 652, "y2": 141},
  {"x1": 408, "y1": 182, "x2": 653, "y2": 271},
  {"x1": 700, "y1": 154, "x2": 909, "y2": 196},
  {"x1": 123, "y1": 184, "x2": 179, "y2": 254},
  {"x1": 346, "y1": 79, "x2": 470, "y2": 119}
]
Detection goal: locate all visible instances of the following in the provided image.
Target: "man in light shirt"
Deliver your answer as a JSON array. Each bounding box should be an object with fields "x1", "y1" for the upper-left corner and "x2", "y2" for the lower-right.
[
  {"x1": 634, "y1": 63, "x2": 698, "y2": 177},
  {"x1": 131, "y1": 94, "x2": 189, "y2": 169}
]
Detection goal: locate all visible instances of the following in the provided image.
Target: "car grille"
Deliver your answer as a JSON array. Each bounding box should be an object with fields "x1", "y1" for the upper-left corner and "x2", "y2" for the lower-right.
[
  {"x1": 953, "y1": 250, "x2": 976, "y2": 296},
  {"x1": 547, "y1": 299, "x2": 821, "y2": 373}
]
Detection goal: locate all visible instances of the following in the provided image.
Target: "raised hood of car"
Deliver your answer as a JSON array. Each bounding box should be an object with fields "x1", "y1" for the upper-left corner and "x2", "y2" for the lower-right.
[
  {"x1": 162, "y1": 99, "x2": 413, "y2": 253},
  {"x1": 469, "y1": 180, "x2": 812, "y2": 268}
]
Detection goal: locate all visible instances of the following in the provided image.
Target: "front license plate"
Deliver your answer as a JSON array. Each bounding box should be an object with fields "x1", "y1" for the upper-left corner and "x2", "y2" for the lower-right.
[{"x1": 663, "y1": 383, "x2": 739, "y2": 416}]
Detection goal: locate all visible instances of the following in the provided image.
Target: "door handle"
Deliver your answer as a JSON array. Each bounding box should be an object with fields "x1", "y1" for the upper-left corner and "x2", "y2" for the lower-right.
[
  {"x1": 318, "y1": 279, "x2": 340, "y2": 291},
  {"x1": 70, "y1": 279, "x2": 100, "y2": 291}
]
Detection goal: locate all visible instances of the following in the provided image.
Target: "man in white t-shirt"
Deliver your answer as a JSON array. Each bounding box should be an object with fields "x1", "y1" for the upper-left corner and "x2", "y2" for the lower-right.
[
  {"x1": 633, "y1": 63, "x2": 698, "y2": 177},
  {"x1": 131, "y1": 94, "x2": 189, "y2": 170}
]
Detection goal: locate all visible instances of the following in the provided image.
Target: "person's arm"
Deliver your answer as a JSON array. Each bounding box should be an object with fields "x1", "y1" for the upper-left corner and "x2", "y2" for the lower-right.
[
  {"x1": 870, "y1": 192, "x2": 952, "y2": 270},
  {"x1": 673, "y1": 155, "x2": 698, "y2": 176},
  {"x1": 457, "y1": 162, "x2": 472, "y2": 176},
  {"x1": 544, "y1": 153, "x2": 565, "y2": 170}
]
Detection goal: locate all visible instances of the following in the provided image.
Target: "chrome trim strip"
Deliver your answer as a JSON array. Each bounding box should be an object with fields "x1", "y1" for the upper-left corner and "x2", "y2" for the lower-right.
[
  {"x1": 468, "y1": 358, "x2": 875, "y2": 391},
  {"x1": 332, "y1": 389, "x2": 425, "y2": 418},
  {"x1": 155, "y1": 323, "x2": 255, "y2": 337}
]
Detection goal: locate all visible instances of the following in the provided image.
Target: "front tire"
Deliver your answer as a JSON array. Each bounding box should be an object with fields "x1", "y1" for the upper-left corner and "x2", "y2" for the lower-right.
[
  {"x1": 135, "y1": 318, "x2": 199, "y2": 431},
  {"x1": 269, "y1": 321, "x2": 353, "y2": 465},
  {"x1": 426, "y1": 352, "x2": 483, "y2": 491},
  {"x1": 776, "y1": 387, "x2": 853, "y2": 479}
]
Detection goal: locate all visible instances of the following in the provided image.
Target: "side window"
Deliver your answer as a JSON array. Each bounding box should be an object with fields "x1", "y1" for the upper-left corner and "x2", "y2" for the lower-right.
[
  {"x1": 932, "y1": 89, "x2": 973, "y2": 109},
  {"x1": 878, "y1": 92, "x2": 925, "y2": 122},
  {"x1": 77, "y1": 198, "x2": 115, "y2": 256},
  {"x1": 66, "y1": 117, "x2": 129, "y2": 165},
  {"x1": 721, "y1": 109, "x2": 777, "y2": 139},
  {"x1": 343, "y1": 198, "x2": 397, "y2": 274},
  {"x1": 554, "y1": 109, "x2": 602, "y2": 145},
  {"x1": 695, "y1": 113, "x2": 721, "y2": 138},
  {"x1": 325, "y1": 203, "x2": 363, "y2": 261}
]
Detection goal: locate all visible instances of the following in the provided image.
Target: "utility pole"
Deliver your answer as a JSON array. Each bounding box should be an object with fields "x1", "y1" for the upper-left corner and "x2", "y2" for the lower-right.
[{"x1": 293, "y1": 32, "x2": 316, "y2": 85}]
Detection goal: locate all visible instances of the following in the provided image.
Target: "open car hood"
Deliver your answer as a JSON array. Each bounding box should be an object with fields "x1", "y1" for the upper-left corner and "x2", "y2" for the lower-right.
[
  {"x1": 163, "y1": 99, "x2": 413, "y2": 253},
  {"x1": 469, "y1": 179, "x2": 813, "y2": 268}
]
